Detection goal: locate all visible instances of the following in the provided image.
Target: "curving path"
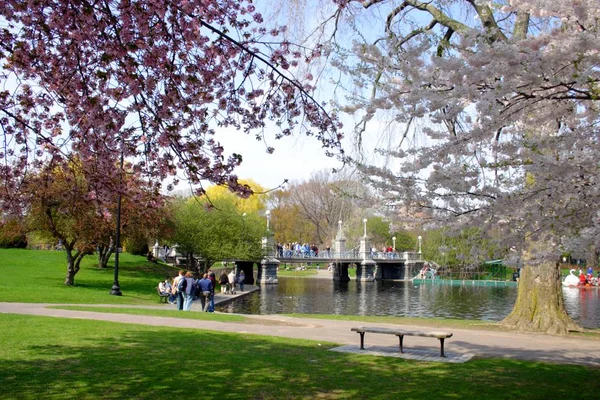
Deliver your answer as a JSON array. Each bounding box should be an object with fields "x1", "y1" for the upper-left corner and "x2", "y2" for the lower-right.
[{"x1": 1, "y1": 291, "x2": 599, "y2": 367}]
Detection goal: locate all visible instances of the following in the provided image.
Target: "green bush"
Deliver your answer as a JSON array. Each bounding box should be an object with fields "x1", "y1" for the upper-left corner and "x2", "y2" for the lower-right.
[{"x1": 124, "y1": 234, "x2": 150, "y2": 256}]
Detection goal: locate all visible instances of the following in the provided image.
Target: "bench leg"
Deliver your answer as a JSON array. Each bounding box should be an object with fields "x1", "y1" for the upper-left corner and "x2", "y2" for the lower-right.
[
  {"x1": 439, "y1": 338, "x2": 446, "y2": 357},
  {"x1": 398, "y1": 335, "x2": 404, "y2": 353},
  {"x1": 359, "y1": 332, "x2": 365, "y2": 350}
]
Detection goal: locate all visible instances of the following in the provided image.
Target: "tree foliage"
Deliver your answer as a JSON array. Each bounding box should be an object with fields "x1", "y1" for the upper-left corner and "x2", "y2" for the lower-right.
[
  {"x1": 0, "y1": 0, "x2": 342, "y2": 211},
  {"x1": 171, "y1": 196, "x2": 264, "y2": 271},
  {"x1": 271, "y1": 170, "x2": 367, "y2": 245},
  {"x1": 204, "y1": 179, "x2": 268, "y2": 214},
  {"x1": 0, "y1": 217, "x2": 27, "y2": 248},
  {"x1": 25, "y1": 157, "x2": 165, "y2": 283}
]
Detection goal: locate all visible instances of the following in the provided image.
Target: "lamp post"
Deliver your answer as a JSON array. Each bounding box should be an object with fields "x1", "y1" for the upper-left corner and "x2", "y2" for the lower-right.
[
  {"x1": 266, "y1": 210, "x2": 271, "y2": 231},
  {"x1": 417, "y1": 235, "x2": 422, "y2": 254},
  {"x1": 110, "y1": 150, "x2": 124, "y2": 296},
  {"x1": 392, "y1": 236, "x2": 396, "y2": 252},
  {"x1": 363, "y1": 218, "x2": 367, "y2": 237}
]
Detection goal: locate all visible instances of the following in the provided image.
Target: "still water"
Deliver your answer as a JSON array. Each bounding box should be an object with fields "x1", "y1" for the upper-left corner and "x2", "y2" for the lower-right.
[{"x1": 217, "y1": 277, "x2": 600, "y2": 329}]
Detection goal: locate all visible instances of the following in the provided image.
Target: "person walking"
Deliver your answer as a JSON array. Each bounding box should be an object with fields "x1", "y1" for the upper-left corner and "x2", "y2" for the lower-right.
[
  {"x1": 228, "y1": 270, "x2": 236, "y2": 295},
  {"x1": 220, "y1": 270, "x2": 229, "y2": 294},
  {"x1": 198, "y1": 273, "x2": 212, "y2": 312},
  {"x1": 238, "y1": 270, "x2": 246, "y2": 292}
]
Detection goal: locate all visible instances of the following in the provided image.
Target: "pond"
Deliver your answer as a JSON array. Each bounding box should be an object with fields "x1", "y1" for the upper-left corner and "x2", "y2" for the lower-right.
[{"x1": 216, "y1": 277, "x2": 600, "y2": 329}]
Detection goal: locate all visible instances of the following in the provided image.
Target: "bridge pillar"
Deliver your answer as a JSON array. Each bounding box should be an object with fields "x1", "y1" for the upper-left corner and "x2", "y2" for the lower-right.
[
  {"x1": 334, "y1": 220, "x2": 346, "y2": 258},
  {"x1": 356, "y1": 259, "x2": 377, "y2": 282},
  {"x1": 258, "y1": 258, "x2": 279, "y2": 284},
  {"x1": 331, "y1": 262, "x2": 351, "y2": 282}
]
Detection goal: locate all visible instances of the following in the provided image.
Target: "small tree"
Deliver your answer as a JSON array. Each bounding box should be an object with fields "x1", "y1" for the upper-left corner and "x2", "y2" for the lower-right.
[
  {"x1": 172, "y1": 196, "x2": 264, "y2": 272},
  {"x1": 27, "y1": 160, "x2": 107, "y2": 285}
]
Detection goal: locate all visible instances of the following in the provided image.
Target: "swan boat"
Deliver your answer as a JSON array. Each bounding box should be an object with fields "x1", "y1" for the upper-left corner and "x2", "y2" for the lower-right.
[{"x1": 562, "y1": 269, "x2": 599, "y2": 288}]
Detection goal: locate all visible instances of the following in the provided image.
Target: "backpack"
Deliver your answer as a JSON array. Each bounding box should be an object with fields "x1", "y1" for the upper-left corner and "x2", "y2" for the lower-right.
[
  {"x1": 192, "y1": 280, "x2": 200, "y2": 297},
  {"x1": 177, "y1": 277, "x2": 187, "y2": 292}
]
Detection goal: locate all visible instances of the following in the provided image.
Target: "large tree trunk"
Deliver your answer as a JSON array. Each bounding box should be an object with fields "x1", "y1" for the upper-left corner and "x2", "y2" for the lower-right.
[{"x1": 502, "y1": 260, "x2": 580, "y2": 334}]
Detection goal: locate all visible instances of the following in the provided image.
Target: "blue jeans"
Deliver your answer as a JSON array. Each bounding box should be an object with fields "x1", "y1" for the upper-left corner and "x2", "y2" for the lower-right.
[
  {"x1": 182, "y1": 292, "x2": 193, "y2": 311},
  {"x1": 208, "y1": 293, "x2": 215, "y2": 312},
  {"x1": 177, "y1": 292, "x2": 184, "y2": 310}
]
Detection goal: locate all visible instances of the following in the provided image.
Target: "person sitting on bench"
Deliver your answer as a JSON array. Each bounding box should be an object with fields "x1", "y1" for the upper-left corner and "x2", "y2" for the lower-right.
[{"x1": 159, "y1": 277, "x2": 174, "y2": 303}]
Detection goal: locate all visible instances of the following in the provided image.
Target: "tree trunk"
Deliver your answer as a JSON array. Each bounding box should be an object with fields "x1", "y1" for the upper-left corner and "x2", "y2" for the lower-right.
[
  {"x1": 64, "y1": 245, "x2": 77, "y2": 286},
  {"x1": 501, "y1": 261, "x2": 580, "y2": 334},
  {"x1": 97, "y1": 243, "x2": 113, "y2": 269}
]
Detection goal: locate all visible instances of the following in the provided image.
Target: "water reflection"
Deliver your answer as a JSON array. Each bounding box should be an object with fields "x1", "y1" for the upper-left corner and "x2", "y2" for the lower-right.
[{"x1": 216, "y1": 278, "x2": 599, "y2": 329}]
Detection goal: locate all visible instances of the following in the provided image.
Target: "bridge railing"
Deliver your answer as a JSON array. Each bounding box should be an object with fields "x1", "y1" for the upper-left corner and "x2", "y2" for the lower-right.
[{"x1": 276, "y1": 250, "x2": 422, "y2": 261}]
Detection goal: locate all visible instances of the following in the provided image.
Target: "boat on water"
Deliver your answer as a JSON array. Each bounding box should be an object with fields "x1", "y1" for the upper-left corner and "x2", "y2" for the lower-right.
[{"x1": 562, "y1": 268, "x2": 599, "y2": 288}]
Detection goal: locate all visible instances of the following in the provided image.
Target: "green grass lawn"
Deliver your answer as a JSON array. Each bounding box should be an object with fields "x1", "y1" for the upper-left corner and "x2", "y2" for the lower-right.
[
  {"x1": 0, "y1": 248, "x2": 179, "y2": 304},
  {"x1": 1, "y1": 313, "x2": 599, "y2": 400},
  {"x1": 2, "y1": 249, "x2": 600, "y2": 398}
]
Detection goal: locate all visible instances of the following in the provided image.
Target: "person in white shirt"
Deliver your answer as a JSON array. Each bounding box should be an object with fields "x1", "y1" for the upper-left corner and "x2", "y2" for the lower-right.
[{"x1": 228, "y1": 270, "x2": 236, "y2": 294}]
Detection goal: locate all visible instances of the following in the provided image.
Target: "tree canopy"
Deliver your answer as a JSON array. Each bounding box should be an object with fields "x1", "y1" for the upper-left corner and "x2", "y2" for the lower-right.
[
  {"x1": 318, "y1": 0, "x2": 600, "y2": 259},
  {"x1": 315, "y1": 0, "x2": 599, "y2": 333},
  {"x1": 0, "y1": 0, "x2": 343, "y2": 213},
  {"x1": 171, "y1": 195, "x2": 265, "y2": 271}
]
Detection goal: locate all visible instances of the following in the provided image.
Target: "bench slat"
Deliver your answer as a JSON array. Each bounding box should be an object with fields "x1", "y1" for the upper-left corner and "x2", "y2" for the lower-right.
[{"x1": 351, "y1": 326, "x2": 452, "y2": 339}]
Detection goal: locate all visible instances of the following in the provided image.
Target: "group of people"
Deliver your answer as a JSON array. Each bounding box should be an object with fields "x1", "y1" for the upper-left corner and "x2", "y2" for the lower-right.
[
  {"x1": 277, "y1": 242, "x2": 330, "y2": 258},
  {"x1": 578, "y1": 266, "x2": 599, "y2": 286},
  {"x1": 157, "y1": 269, "x2": 247, "y2": 312}
]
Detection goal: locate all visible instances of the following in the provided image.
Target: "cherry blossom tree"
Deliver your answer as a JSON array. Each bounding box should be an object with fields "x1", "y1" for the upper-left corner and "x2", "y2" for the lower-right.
[
  {"x1": 26, "y1": 156, "x2": 164, "y2": 285},
  {"x1": 0, "y1": 0, "x2": 343, "y2": 214},
  {"x1": 309, "y1": 0, "x2": 600, "y2": 333}
]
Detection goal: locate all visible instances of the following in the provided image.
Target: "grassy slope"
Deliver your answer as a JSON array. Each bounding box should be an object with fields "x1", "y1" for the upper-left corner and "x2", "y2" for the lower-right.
[{"x1": 0, "y1": 248, "x2": 179, "y2": 304}]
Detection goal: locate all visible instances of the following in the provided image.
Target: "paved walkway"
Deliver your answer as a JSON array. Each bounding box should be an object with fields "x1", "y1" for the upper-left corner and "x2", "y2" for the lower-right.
[{"x1": 1, "y1": 285, "x2": 599, "y2": 366}]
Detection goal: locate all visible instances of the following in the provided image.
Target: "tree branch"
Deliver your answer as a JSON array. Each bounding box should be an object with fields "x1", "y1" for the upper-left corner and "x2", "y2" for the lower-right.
[
  {"x1": 466, "y1": 0, "x2": 507, "y2": 42},
  {"x1": 513, "y1": 10, "x2": 530, "y2": 39}
]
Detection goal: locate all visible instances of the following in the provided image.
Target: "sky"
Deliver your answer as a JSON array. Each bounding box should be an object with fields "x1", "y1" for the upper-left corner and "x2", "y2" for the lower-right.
[{"x1": 218, "y1": 127, "x2": 346, "y2": 189}]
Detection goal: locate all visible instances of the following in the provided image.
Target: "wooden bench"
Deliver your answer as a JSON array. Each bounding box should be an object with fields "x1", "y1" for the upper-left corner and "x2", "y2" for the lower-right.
[
  {"x1": 156, "y1": 287, "x2": 170, "y2": 303},
  {"x1": 351, "y1": 326, "x2": 453, "y2": 357}
]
